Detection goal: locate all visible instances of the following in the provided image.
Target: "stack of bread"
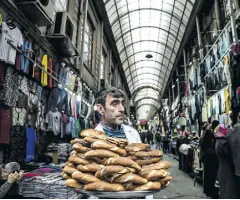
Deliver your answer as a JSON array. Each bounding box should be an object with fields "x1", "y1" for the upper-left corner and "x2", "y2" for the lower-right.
[{"x1": 62, "y1": 129, "x2": 172, "y2": 192}]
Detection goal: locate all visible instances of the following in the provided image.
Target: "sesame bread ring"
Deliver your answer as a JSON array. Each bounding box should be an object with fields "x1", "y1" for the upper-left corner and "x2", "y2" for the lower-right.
[
  {"x1": 112, "y1": 173, "x2": 148, "y2": 185},
  {"x1": 63, "y1": 166, "x2": 78, "y2": 175},
  {"x1": 72, "y1": 171, "x2": 100, "y2": 183},
  {"x1": 84, "y1": 149, "x2": 120, "y2": 159},
  {"x1": 135, "y1": 150, "x2": 163, "y2": 158},
  {"x1": 77, "y1": 163, "x2": 104, "y2": 173},
  {"x1": 91, "y1": 140, "x2": 127, "y2": 156},
  {"x1": 140, "y1": 169, "x2": 168, "y2": 181},
  {"x1": 95, "y1": 165, "x2": 136, "y2": 179},
  {"x1": 72, "y1": 143, "x2": 90, "y2": 153},
  {"x1": 65, "y1": 179, "x2": 82, "y2": 189},
  {"x1": 136, "y1": 157, "x2": 161, "y2": 166},
  {"x1": 125, "y1": 143, "x2": 150, "y2": 152},
  {"x1": 104, "y1": 157, "x2": 141, "y2": 171},
  {"x1": 68, "y1": 156, "x2": 90, "y2": 165},
  {"x1": 134, "y1": 182, "x2": 161, "y2": 191},
  {"x1": 84, "y1": 181, "x2": 125, "y2": 192},
  {"x1": 80, "y1": 129, "x2": 106, "y2": 139}
]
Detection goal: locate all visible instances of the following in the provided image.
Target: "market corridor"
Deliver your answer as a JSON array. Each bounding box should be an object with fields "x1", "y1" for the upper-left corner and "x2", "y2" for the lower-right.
[{"x1": 153, "y1": 154, "x2": 206, "y2": 199}]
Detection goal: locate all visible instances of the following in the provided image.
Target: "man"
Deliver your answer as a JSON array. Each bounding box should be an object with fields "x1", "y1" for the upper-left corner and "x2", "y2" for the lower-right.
[
  {"x1": 95, "y1": 87, "x2": 141, "y2": 143},
  {"x1": 0, "y1": 162, "x2": 23, "y2": 199},
  {"x1": 155, "y1": 130, "x2": 161, "y2": 150}
]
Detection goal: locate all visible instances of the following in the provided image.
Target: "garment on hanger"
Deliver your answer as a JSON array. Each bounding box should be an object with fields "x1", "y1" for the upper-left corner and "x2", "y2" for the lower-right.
[
  {"x1": 0, "y1": 22, "x2": 23, "y2": 64},
  {"x1": 52, "y1": 61, "x2": 60, "y2": 88},
  {"x1": 41, "y1": 55, "x2": 48, "y2": 86},
  {"x1": 21, "y1": 39, "x2": 33, "y2": 74},
  {"x1": 12, "y1": 107, "x2": 27, "y2": 126},
  {"x1": 0, "y1": 67, "x2": 19, "y2": 107},
  {"x1": 25, "y1": 127, "x2": 36, "y2": 163},
  {"x1": 48, "y1": 57, "x2": 53, "y2": 88},
  {"x1": 224, "y1": 88, "x2": 230, "y2": 113},
  {"x1": 71, "y1": 96, "x2": 77, "y2": 119},
  {"x1": 0, "y1": 106, "x2": 12, "y2": 144}
]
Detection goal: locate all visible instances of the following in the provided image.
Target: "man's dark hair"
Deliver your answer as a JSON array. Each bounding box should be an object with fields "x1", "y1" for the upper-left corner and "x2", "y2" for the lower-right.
[{"x1": 95, "y1": 87, "x2": 125, "y2": 107}]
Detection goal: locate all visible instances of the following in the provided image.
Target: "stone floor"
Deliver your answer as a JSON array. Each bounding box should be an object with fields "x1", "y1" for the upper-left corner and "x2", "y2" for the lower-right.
[{"x1": 153, "y1": 154, "x2": 207, "y2": 199}]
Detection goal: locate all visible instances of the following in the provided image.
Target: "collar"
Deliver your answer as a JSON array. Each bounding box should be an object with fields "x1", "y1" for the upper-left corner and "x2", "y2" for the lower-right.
[{"x1": 101, "y1": 122, "x2": 123, "y2": 132}]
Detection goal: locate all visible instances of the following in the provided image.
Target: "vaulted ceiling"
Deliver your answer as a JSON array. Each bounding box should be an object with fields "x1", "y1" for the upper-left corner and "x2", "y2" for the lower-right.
[{"x1": 103, "y1": 0, "x2": 196, "y2": 120}]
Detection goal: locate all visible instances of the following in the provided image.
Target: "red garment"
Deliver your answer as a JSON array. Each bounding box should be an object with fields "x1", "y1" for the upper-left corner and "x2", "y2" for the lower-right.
[
  {"x1": 48, "y1": 57, "x2": 53, "y2": 88},
  {"x1": 0, "y1": 107, "x2": 12, "y2": 144},
  {"x1": 23, "y1": 173, "x2": 42, "y2": 177}
]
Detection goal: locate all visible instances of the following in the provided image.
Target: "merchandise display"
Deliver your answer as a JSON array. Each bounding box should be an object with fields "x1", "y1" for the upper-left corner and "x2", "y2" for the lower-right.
[{"x1": 63, "y1": 129, "x2": 172, "y2": 198}]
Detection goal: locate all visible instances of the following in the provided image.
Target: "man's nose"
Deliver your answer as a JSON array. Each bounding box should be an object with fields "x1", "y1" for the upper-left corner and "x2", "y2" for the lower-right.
[{"x1": 118, "y1": 104, "x2": 125, "y2": 113}]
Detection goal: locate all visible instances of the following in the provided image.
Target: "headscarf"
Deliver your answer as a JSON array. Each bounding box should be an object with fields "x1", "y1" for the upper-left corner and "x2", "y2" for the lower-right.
[{"x1": 214, "y1": 124, "x2": 229, "y2": 138}]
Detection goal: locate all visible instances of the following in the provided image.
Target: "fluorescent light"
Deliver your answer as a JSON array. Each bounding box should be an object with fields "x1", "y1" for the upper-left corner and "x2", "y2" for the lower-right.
[
  {"x1": 172, "y1": 85, "x2": 175, "y2": 88},
  {"x1": 176, "y1": 78, "x2": 179, "y2": 82}
]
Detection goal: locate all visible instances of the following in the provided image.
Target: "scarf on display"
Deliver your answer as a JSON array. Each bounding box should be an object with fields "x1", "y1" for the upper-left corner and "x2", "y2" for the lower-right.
[
  {"x1": 101, "y1": 122, "x2": 126, "y2": 139},
  {"x1": 214, "y1": 124, "x2": 229, "y2": 138}
]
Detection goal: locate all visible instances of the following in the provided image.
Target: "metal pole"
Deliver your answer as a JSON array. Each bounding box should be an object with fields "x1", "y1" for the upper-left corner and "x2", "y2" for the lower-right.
[
  {"x1": 168, "y1": 89, "x2": 171, "y2": 108},
  {"x1": 176, "y1": 68, "x2": 180, "y2": 98},
  {"x1": 196, "y1": 16, "x2": 204, "y2": 60},
  {"x1": 98, "y1": 22, "x2": 104, "y2": 91},
  {"x1": 79, "y1": 0, "x2": 89, "y2": 79},
  {"x1": 172, "y1": 79, "x2": 175, "y2": 103},
  {"x1": 229, "y1": 0, "x2": 238, "y2": 42}
]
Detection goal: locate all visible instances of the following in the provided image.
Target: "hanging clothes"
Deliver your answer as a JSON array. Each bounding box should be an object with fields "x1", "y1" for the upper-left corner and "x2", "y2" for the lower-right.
[
  {"x1": 41, "y1": 55, "x2": 48, "y2": 86},
  {"x1": 48, "y1": 57, "x2": 53, "y2": 88},
  {"x1": 21, "y1": 39, "x2": 33, "y2": 74},
  {"x1": 224, "y1": 87, "x2": 230, "y2": 113},
  {"x1": 0, "y1": 106, "x2": 12, "y2": 144},
  {"x1": 25, "y1": 127, "x2": 36, "y2": 163}
]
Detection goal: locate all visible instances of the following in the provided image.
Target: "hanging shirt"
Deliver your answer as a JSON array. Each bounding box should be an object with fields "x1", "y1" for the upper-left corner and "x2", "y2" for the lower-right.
[
  {"x1": 70, "y1": 74, "x2": 76, "y2": 91},
  {"x1": 13, "y1": 107, "x2": 27, "y2": 126},
  {"x1": 41, "y1": 55, "x2": 48, "y2": 86},
  {"x1": 202, "y1": 102, "x2": 208, "y2": 122},
  {"x1": 0, "y1": 22, "x2": 23, "y2": 64},
  {"x1": 224, "y1": 88, "x2": 230, "y2": 113},
  {"x1": 48, "y1": 57, "x2": 53, "y2": 88}
]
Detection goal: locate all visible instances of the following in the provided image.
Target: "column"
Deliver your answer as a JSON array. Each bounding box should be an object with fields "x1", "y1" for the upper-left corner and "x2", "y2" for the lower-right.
[
  {"x1": 229, "y1": 0, "x2": 238, "y2": 43},
  {"x1": 196, "y1": 16, "x2": 204, "y2": 60}
]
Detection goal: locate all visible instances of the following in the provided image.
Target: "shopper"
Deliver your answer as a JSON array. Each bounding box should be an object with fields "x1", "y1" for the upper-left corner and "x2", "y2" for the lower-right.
[
  {"x1": 95, "y1": 87, "x2": 141, "y2": 142},
  {"x1": 155, "y1": 130, "x2": 161, "y2": 150},
  {"x1": 162, "y1": 134, "x2": 169, "y2": 153},
  {"x1": 214, "y1": 123, "x2": 237, "y2": 199},
  {"x1": 200, "y1": 121, "x2": 219, "y2": 199},
  {"x1": 0, "y1": 162, "x2": 23, "y2": 199}
]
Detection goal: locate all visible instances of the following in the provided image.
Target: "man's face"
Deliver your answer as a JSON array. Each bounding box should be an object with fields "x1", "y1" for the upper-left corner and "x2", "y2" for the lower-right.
[
  {"x1": 1, "y1": 168, "x2": 8, "y2": 180},
  {"x1": 98, "y1": 94, "x2": 125, "y2": 126}
]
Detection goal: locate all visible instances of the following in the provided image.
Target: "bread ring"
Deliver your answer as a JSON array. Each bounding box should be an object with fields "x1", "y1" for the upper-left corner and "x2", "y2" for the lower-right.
[
  {"x1": 65, "y1": 179, "x2": 82, "y2": 189},
  {"x1": 127, "y1": 155, "x2": 138, "y2": 161},
  {"x1": 72, "y1": 143, "x2": 90, "y2": 153},
  {"x1": 159, "y1": 176, "x2": 172, "y2": 183},
  {"x1": 134, "y1": 182, "x2": 161, "y2": 191},
  {"x1": 89, "y1": 157, "x2": 108, "y2": 165},
  {"x1": 161, "y1": 181, "x2": 170, "y2": 188},
  {"x1": 91, "y1": 140, "x2": 127, "y2": 156},
  {"x1": 142, "y1": 161, "x2": 172, "y2": 170},
  {"x1": 127, "y1": 151, "x2": 136, "y2": 156},
  {"x1": 70, "y1": 138, "x2": 86, "y2": 145},
  {"x1": 140, "y1": 169, "x2": 168, "y2": 181},
  {"x1": 125, "y1": 143, "x2": 150, "y2": 152},
  {"x1": 113, "y1": 173, "x2": 148, "y2": 185},
  {"x1": 69, "y1": 156, "x2": 90, "y2": 165},
  {"x1": 123, "y1": 183, "x2": 136, "y2": 191},
  {"x1": 84, "y1": 181, "x2": 125, "y2": 192},
  {"x1": 77, "y1": 163, "x2": 104, "y2": 173},
  {"x1": 95, "y1": 165, "x2": 136, "y2": 179},
  {"x1": 63, "y1": 166, "x2": 78, "y2": 175},
  {"x1": 70, "y1": 150, "x2": 77, "y2": 156},
  {"x1": 104, "y1": 157, "x2": 142, "y2": 171},
  {"x1": 61, "y1": 172, "x2": 71, "y2": 179},
  {"x1": 135, "y1": 150, "x2": 163, "y2": 158},
  {"x1": 84, "y1": 149, "x2": 120, "y2": 159},
  {"x1": 84, "y1": 137, "x2": 105, "y2": 144},
  {"x1": 65, "y1": 161, "x2": 76, "y2": 168},
  {"x1": 72, "y1": 171, "x2": 100, "y2": 183},
  {"x1": 136, "y1": 157, "x2": 161, "y2": 166},
  {"x1": 80, "y1": 129, "x2": 106, "y2": 139}
]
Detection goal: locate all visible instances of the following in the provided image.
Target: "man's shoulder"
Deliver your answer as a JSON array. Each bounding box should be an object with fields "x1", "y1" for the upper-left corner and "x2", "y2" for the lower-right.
[{"x1": 122, "y1": 124, "x2": 138, "y2": 133}]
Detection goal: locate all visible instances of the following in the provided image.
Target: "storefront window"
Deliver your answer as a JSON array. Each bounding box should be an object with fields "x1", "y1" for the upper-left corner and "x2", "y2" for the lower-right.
[{"x1": 84, "y1": 18, "x2": 94, "y2": 71}]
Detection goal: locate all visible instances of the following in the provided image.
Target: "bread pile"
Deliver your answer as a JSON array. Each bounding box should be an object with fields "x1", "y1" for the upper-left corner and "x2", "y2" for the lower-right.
[{"x1": 62, "y1": 129, "x2": 172, "y2": 192}]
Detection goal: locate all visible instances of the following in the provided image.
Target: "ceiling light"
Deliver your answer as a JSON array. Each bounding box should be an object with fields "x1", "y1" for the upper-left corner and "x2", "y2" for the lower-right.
[
  {"x1": 145, "y1": 54, "x2": 153, "y2": 59},
  {"x1": 172, "y1": 85, "x2": 175, "y2": 88},
  {"x1": 176, "y1": 78, "x2": 179, "y2": 82}
]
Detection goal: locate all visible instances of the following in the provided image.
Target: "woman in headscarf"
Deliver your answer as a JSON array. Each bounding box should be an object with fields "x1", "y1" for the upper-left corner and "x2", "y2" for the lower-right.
[{"x1": 0, "y1": 162, "x2": 23, "y2": 199}]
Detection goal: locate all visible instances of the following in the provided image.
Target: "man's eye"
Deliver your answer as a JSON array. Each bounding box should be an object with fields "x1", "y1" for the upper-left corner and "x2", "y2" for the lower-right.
[{"x1": 112, "y1": 102, "x2": 117, "y2": 106}]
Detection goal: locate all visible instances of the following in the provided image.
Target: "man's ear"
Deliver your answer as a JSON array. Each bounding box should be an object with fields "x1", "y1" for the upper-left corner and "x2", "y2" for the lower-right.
[{"x1": 97, "y1": 104, "x2": 105, "y2": 115}]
